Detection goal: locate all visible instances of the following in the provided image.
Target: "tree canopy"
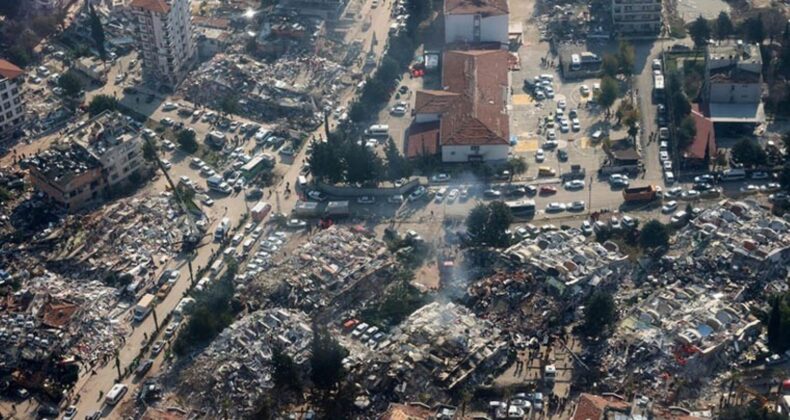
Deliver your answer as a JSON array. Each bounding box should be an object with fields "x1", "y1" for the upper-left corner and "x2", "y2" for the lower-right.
[
  {"x1": 731, "y1": 138, "x2": 767, "y2": 167},
  {"x1": 177, "y1": 130, "x2": 198, "y2": 153},
  {"x1": 344, "y1": 141, "x2": 383, "y2": 185},
  {"x1": 689, "y1": 15, "x2": 711, "y2": 48},
  {"x1": 582, "y1": 292, "x2": 617, "y2": 337},
  {"x1": 617, "y1": 40, "x2": 635, "y2": 77},
  {"x1": 88, "y1": 3, "x2": 106, "y2": 60},
  {"x1": 714, "y1": 12, "x2": 734, "y2": 39},
  {"x1": 466, "y1": 201, "x2": 514, "y2": 248},
  {"x1": 310, "y1": 325, "x2": 347, "y2": 391},
  {"x1": 597, "y1": 76, "x2": 619, "y2": 111},
  {"x1": 307, "y1": 139, "x2": 344, "y2": 184},
  {"x1": 384, "y1": 137, "x2": 412, "y2": 181},
  {"x1": 601, "y1": 54, "x2": 620, "y2": 79},
  {"x1": 87, "y1": 94, "x2": 118, "y2": 116},
  {"x1": 639, "y1": 219, "x2": 669, "y2": 250},
  {"x1": 57, "y1": 70, "x2": 83, "y2": 96},
  {"x1": 676, "y1": 115, "x2": 697, "y2": 152},
  {"x1": 767, "y1": 292, "x2": 790, "y2": 353}
]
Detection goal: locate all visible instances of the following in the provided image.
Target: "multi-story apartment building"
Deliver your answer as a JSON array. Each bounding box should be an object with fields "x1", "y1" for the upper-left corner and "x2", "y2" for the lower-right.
[
  {"x1": 704, "y1": 40, "x2": 764, "y2": 123},
  {"x1": 26, "y1": 112, "x2": 145, "y2": 211},
  {"x1": 130, "y1": 0, "x2": 195, "y2": 89},
  {"x1": 0, "y1": 59, "x2": 25, "y2": 141},
  {"x1": 611, "y1": 0, "x2": 662, "y2": 35}
]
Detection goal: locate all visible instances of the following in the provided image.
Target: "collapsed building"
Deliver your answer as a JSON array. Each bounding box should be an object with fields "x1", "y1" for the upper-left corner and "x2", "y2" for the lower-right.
[{"x1": 175, "y1": 309, "x2": 313, "y2": 418}]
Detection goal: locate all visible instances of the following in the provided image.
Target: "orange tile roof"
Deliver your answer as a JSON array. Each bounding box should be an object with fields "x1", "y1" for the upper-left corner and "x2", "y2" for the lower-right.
[
  {"x1": 0, "y1": 59, "x2": 24, "y2": 80},
  {"x1": 379, "y1": 403, "x2": 433, "y2": 420},
  {"x1": 571, "y1": 393, "x2": 631, "y2": 420},
  {"x1": 684, "y1": 104, "x2": 716, "y2": 160},
  {"x1": 414, "y1": 90, "x2": 460, "y2": 114},
  {"x1": 130, "y1": 0, "x2": 171, "y2": 13},
  {"x1": 406, "y1": 121, "x2": 440, "y2": 158},
  {"x1": 445, "y1": 0, "x2": 509, "y2": 16},
  {"x1": 436, "y1": 49, "x2": 510, "y2": 147},
  {"x1": 41, "y1": 302, "x2": 79, "y2": 329}
]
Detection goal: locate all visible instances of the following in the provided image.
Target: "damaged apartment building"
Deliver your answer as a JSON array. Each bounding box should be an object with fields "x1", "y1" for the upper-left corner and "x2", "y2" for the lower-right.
[
  {"x1": 23, "y1": 111, "x2": 145, "y2": 211},
  {"x1": 602, "y1": 200, "x2": 790, "y2": 401}
]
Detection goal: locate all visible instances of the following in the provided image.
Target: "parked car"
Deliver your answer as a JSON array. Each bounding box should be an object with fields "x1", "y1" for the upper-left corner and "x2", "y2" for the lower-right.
[
  {"x1": 307, "y1": 190, "x2": 327, "y2": 201},
  {"x1": 545, "y1": 202, "x2": 566, "y2": 212},
  {"x1": 356, "y1": 196, "x2": 376, "y2": 204},
  {"x1": 661, "y1": 201, "x2": 678, "y2": 213}
]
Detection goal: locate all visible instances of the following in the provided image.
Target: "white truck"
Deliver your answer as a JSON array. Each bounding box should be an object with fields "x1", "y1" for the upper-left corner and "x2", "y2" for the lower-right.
[{"x1": 133, "y1": 294, "x2": 155, "y2": 322}]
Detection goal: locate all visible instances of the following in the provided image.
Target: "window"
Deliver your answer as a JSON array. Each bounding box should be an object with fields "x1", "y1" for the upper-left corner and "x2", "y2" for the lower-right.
[{"x1": 471, "y1": 145, "x2": 480, "y2": 152}]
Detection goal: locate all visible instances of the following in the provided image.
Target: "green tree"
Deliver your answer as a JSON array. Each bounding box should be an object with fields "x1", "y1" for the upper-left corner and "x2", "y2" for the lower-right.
[
  {"x1": 617, "y1": 40, "x2": 635, "y2": 77},
  {"x1": 57, "y1": 70, "x2": 83, "y2": 96},
  {"x1": 689, "y1": 15, "x2": 711, "y2": 48},
  {"x1": 742, "y1": 15, "x2": 765, "y2": 44},
  {"x1": 676, "y1": 115, "x2": 697, "y2": 151},
  {"x1": 714, "y1": 11, "x2": 734, "y2": 39},
  {"x1": 766, "y1": 293, "x2": 790, "y2": 353},
  {"x1": 596, "y1": 76, "x2": 619, "y2": 114},
  {"x1": 307, "y1": 139, "x2": 344, "y2": 184},
  {"x1": 582, "y1": 292, "x2": 616, "y2": 337},
  {"x1": 310, "y1": 326, "x2": 347, "y2": 391},
  {"x1": 505, "y1": 156, "x2": 527, "y2": 181},
  {"x1": 731, "y1": 138, "x2": 767, "y2": 167},
  {"x1": 220, "y1": 94, "x2": 239, "y2": 115},
  {"x1": 466, "y1": 201, "x2": 513, "y2": 248},
  {"x1": 142, "y1": 138, "x2": 158, "y2": 162},
  {"x1": 601, "y1": 53, "x2": 619, "y2": 78},
  {"x1": 272, "y1": 345, "x2": 302, "y2": 393},
  {"x1": 88, "y1": 3, "x2": 107, "y2": 61},
  {"x1": 87, "y1": 94, "x2": 118, "y2": 116},
  {"x1": 384, "y1": 137, "x2": 412, "y2": 181},
  {"x1": 177, "y1": 129, "x2": 198, "y2": 153},
  {"x1": 344, "y1": 142, "x2": 383, "y2": 184},
  {"x1": 639, "y1": 219, "x2": 669, "y2": 249},
  {"x1": 780, "y1": 162, "x2": 790, "y2": 192}
]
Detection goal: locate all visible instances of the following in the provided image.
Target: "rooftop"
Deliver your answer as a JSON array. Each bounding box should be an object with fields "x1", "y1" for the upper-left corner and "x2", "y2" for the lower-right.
[
  {"x1": 0, "y1": 59, "x2": 23, "y2": 80},
  {"x1": 683, "y1": 106, "x2": 716, "y2": 160},
  {"x1": 129, "y1": 0, "x2": 171, "y2": 13},
  {"x1": 25, "y1": 142, "x2": 102, "y2": 187},
  {"x1": 444, "y1": 0, "x2": 509, "y2": 16},
  {"x1": 706, "y1": 40, "x2": 761, "y2": 65}
]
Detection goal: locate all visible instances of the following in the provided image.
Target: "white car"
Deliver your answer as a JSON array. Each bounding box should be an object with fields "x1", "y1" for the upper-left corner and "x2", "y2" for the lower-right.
[
  {"x1": 663, "y1": 160, "x2": 672, "y2": 170},
  {"x1": 739, "y1": 184, "x2": 759, "y2": 194},
  {"x1": 557, "y1": 99, "x2": 566, "y2": 109},
  {"x1": 161, "y1": 159, "x2": 172, "y2": 169},
  {"x1": 434, "y1": 188, "x2": 447, "y2": 203},
  {"x1": 659, "y1": 151, "x2": 669, "y2": 161},
  {"x1": 665, "y1": 187, "x2": 683, "y2": 198},
  {"x1": 671, "y1": 211, "x2": 688, "y2": 225},
  {"x1": 559, "y1": 119, "x2": 569, "y2": 133},
  {"x1": 546, "y1": 129, "x2": 556, "y2": 141},
  {"x1": 580, "y1": 85, "x2": 590, "y2": 96},
  {"x1": 163, "y1": 102, "x2": 178, "y2": 111},
  {"x1": 581, "y1": 220, "x2": 593, "y2": 235},
  {"x1": 662, "y1": 201, "x2": 678, "y2": 213},
  {"x1": 571, "y1": 118, "x2": 580, "y2": 131},
  {"x1": 680, "y1": 190, "x2": 700, "y2": 200},
  {"x1": 568, "y1": 201, "x2": 585, "y2": 211},
  {"x1": 545, "y1": 202, "x2": 566, "y2": 212},
  {"x1": 535, "y1": 148, "x2": 545, "y2": 162},
  {"x1": 447, "y1": 189, "x2": 459, "y2": 202},
  {"x1": 564, "y1": 180, "x2": 585, "y2": 190}
]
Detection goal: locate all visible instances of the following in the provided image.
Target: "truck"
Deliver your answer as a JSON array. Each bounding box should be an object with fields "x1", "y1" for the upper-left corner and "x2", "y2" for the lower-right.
[
  {"x1": 251, "y1": 201, "x2": 272, "y2": 222},
  {"x1": 133, "y1": 294, "x2": 155, "y2": 322},
  {"x1": 622, "y1": 185, "x2": 658, "y2": 202},
  {"x1": 560, "y1": 164, "x2": 586, "y2": 181},
  {"x1": 214, "y1": 217, "x2": 230, "y2": 242},
  {"x1": 325, "y1": 200, "x2": 350, "y2": 218}
]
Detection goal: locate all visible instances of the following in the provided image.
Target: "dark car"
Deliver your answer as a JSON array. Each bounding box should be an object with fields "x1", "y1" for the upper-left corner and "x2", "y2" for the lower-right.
[
  {"x1": 136, "y1": 359, "x2": 154, "y2": 376},
  {"x1": 38, "y1": 405, "x2": 59, "y2": 417},
  {"x1": 245, "y1": 189, "x2": 264, "y2": 200},
  {"x1": 557, "y1": 149, "x2": 568, "y2": 161}
]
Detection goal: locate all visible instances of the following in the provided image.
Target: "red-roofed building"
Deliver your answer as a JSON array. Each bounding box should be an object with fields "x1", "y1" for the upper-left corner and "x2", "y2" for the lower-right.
[
  {"x1": 444, "y1": 0, "x2": 509, "y2": 46},
  {"x1": 0, "y1": 59, "x2": 25, "y2": 140},
  {"x1": 683, "y1": 105, "x2": 716, "y2": 165},
  {"x1": 571, "y1": 393, "x2": 631, "y2": 420},
  {"x1": 410, "y1": 50, "x2": 510, "y2": 163}
]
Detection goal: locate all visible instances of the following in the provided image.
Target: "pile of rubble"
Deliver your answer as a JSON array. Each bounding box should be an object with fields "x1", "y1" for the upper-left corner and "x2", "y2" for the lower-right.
[
  {"x1": 600, "y1": 200, "x2": 790, "y2": 402},
  {"x1": 373, "y1": 302, "x2": 508, "y2": 398},
  {"x1": 175, "y1": 309, "x2": 312, "y2": 418},
  {"x1": 259, "y1": 225, "x2": 390, "y2": 313}
]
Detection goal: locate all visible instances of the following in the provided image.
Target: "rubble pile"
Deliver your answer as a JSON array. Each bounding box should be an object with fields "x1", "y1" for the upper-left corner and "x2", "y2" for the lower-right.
[
  {"x1": 377, "y1": 302, "x2": 507, "y2": 396},
  {"x1": 601, "y1": 200, "x2": 790, "y2": 402},
  {"x1": 181, "y1": 52, "x2": 347, "y2": 128},
  {"x1": 505, "y1": 229, "x2": 631, "y2": 289},
  {"x1": 45, "y1": 196, "x2": 185, "y2": 279},
  {"x1": 176, "y1": 309, "x2": 312, "y2": 417},
  {"x1": 261, "y1": 225, "x2": 390, "y2": 312}
]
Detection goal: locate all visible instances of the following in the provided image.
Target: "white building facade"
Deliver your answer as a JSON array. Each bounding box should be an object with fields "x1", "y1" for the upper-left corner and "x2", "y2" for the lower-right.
[
  {"x1": 611, "y1": 0, "x2": 662, "y2": 35},
  {"x1": 444, "y1": 0, "x2": 509, "y2": 46},
  {"x1": 130, "y1": 0, "x2": 195, "y2": 89},
  {"x1": 0, "y1": 60, "x2": 25, "y2": 141}
]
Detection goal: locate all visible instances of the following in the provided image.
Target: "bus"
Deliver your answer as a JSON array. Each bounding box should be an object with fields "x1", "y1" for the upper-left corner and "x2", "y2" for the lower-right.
[
  {"x1": 507, "y1": 200, "x2": 536, "y2": 217},
  {"x1": 133, "y1": 294, "x2": 155, "y2": 322},
  {"x1": 365, "y1": 124, "x2": 389, "y2": 137},
  {"x1": 105, "y1": 383, "x2": 128, "y2": 406}
]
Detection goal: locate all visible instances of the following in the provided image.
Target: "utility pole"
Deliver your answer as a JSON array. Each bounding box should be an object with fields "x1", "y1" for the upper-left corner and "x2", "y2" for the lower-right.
[
  {"x1": 114, "y1": 353, "x2": 121, "y2": 380},
  {"x1": 152, "y1": 309, "x2": 160, "y2": 331}
]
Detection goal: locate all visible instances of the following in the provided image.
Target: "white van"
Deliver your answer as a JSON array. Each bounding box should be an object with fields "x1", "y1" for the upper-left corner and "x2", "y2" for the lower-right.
[
  {"x1": 105, "y1": 384, "x2": 128, "y2": 406},
  {"x1": 366, "y1": 124, "x2": 389, "y2": 137},
  {"x1": 664, "y1": 171, "x2": 675, "y2": 184},
  {"x1": 297, "y1": 175, "x2": 308, "y2": 189},
  {"x1": 720, "y1": 168, "x2": 746, "y2": 181},
  {"x1": 242, "y1": 238, "x2": 255, "y2": 252}
]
